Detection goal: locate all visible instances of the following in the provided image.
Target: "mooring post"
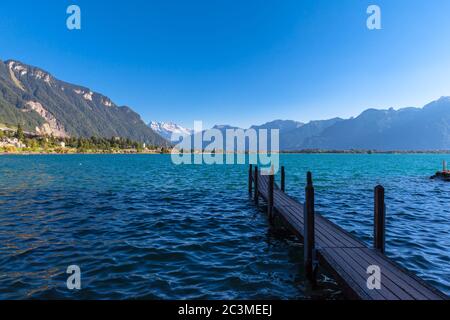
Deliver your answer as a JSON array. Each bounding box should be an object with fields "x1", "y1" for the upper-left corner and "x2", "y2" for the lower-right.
[
  {"x1": 281, "y1": 166, "x2": 285, "y2": 192},
  {"x1": 304, "y1": 171, "x2": 316, "y2": 283},
  {"x1": 268, "y1": 172, "x2": 274, "y2": 223},
  {"x1": 254, "y1": 166, "x2": 259, "y2": 206},
  {"x1": 248, "y1": 165, "x2": 253, "y2": 195},
  {"x1": 374, "y1": 185, "x2": 386, "y2": 254}
]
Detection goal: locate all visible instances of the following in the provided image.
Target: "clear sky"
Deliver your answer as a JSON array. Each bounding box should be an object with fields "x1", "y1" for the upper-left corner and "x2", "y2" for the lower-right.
[{"x1": 1, "y1": 0, "x2": 450, "y2": 128}]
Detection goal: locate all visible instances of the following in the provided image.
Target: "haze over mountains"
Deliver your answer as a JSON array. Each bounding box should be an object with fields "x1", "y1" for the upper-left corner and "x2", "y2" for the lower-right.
[
  {"x1": 278, "y1": 97, "x2": 450, "y2": 151},
  {"x1": 307, "y1": 97, "x2": 450, "y2": 151},
  {"x1": 174, "y1": 97, "x2": 450, "y2": 151},
  {"x1": 2, "y1": 59, "x2": 450, "y2": 151},
  {"x1": 0, "y1": 59, "x2": 168, "y2": 146}
]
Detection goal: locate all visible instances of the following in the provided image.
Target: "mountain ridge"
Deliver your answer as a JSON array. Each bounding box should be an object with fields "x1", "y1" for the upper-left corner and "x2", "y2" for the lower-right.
[
  {"x1": 198, "y1": 97, "x2": 450, "y2": 151},
  {"x1": 0, "y1": 59, "x2": 168, "y2": 146},
  {"x1": 302, "y1": 97, "x2": 450, "y2": 151},
  {"x1": 3, "y1": 59, "x2": 450, "y2": 151}
]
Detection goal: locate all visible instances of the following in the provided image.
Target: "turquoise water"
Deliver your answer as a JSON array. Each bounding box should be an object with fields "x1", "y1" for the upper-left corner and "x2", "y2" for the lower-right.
[{"x1": 0, "y1": 154, "x2": 449, "y2": 299}]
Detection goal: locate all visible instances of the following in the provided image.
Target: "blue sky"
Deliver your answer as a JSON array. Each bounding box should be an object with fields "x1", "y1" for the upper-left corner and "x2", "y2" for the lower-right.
[{"x1": 1, "y1": 0, "x2": 450, "y2": 128}]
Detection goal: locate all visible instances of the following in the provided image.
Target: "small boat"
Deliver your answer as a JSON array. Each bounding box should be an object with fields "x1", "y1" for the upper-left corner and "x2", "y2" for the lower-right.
[{"x1": 430, "y1": 160, "x2": 450, "y2": 180}]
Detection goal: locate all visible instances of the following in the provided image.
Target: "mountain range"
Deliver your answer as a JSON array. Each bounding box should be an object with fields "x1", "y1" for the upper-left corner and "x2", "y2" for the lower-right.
[
  {"x1": 0, "y1": 59, "x2": 168, "y2": 146},
  {"x1": 179, "y1": 97, "x2": 450, "y2": 151},
  {"x1": 300, "y1": 99, "x2": 450, "y2": 150},
  {"x1": 280, "y1": 97, "x2": 450, "y2": 151},
  {"x1": 149, "y1": 121, "x2": 192, "y2": 141},
  {"x1": 2, "y1": 59, "x2": 450, "y2": 151}
]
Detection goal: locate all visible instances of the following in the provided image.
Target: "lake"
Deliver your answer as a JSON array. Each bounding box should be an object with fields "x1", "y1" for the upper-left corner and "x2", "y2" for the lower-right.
[{"x1": 0, "y1": 154, "x2": 449, "y2": 299}]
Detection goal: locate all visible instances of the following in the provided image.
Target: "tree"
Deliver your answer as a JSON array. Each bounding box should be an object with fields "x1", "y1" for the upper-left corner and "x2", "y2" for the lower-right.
[
  {"x1": 28, "y1": 139, "x2": 39, "y2": 151},
  {"x1": 16, "y1": 124, "x2": 25, "y2": 141}
]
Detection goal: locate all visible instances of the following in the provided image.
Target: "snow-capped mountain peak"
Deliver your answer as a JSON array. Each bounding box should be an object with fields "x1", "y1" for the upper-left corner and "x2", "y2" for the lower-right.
[{"x1": 149, "y1": 121, "x2": 193, "y2": 141}]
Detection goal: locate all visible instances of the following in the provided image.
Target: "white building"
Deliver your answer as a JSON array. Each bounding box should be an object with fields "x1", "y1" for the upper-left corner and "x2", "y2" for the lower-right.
[{"x1": 0, "y1": 137, "x2": 27, "y2": 148}]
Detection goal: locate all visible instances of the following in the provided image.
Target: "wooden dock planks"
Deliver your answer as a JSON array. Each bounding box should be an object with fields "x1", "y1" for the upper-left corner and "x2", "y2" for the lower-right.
[{"x1": 250, "y1": 168, "x2": 447, "y2": 300}]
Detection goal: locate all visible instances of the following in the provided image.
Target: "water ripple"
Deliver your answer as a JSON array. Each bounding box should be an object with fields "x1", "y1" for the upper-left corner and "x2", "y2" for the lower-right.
[
  {"x1": 0, "y1": 155, "x2": 342, "y2": 299},
  {"x1": 1, "y1": 154, "x2": 449, "y2": 299}
]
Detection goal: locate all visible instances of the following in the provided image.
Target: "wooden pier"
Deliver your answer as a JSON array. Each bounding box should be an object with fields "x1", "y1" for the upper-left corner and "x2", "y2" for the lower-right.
[{"x1": 248, "y1": 165, "x2": 448, "y2": 300}]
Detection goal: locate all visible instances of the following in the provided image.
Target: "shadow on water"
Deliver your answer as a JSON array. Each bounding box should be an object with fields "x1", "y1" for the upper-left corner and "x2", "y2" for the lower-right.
[{"x1": 256, "y1": 202, "x2": 344, "y2": 300}]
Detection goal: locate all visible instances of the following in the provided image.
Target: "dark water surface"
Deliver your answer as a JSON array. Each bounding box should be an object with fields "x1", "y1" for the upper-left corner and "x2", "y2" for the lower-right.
[{"x1": 0, "y1": 154, "x2": 449, "y2": 299}]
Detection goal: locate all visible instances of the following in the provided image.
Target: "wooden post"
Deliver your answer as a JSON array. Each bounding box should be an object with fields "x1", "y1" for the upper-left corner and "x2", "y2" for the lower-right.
[
  {"x1": 254, "y1": 166, "x2": 259, "y2": 206},
  {"x1": 268, "y1": 173, "x2": 274, "y2": 222},
  {"x1": 374, "y1": 185, "x2": 386, "y2": 254},
  {"x1": 248, "y1": 165, "x2": 253, "y2": 195},
  {"x1": 281, "y1": 166, "x2": 285, "y2": 192},
  {"x1": 304, "y1": 171, "x2": 316, "y2": 282}
]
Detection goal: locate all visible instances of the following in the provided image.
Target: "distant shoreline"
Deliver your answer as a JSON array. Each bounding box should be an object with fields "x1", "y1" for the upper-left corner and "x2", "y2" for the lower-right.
[{"x1": 3, "y1": 150, "x2": 450, "y2": 156}]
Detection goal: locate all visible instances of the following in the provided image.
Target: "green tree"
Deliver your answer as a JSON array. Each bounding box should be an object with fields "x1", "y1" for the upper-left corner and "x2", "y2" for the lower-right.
[
  {"x1": 29, "y1": 139, "x2": 39, "y2": 151},
  {"x1": 16, "y1": 124, "x2": 25, "y2": 141}
]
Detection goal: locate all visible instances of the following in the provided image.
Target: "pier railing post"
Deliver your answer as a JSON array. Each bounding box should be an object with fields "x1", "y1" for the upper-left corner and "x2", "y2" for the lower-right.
[
  {"x1": 268, "y1": 172, "x2": 274, "y2": 223},
  {"x1": 248, "y1": 165, "x2": 253, "y2": 195},
  {"x1": 374, "y1": 185, "x2": 386, "y2": 254},
  {"x1": 281, "y1": 166, "x2": 285, "y2": 192},
  {"x1": 304, "y1": 172, "x2": 316, "y2": 283},
  {"x1": 254, "y1": 166, "x2": 259, "y2": 206}
]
